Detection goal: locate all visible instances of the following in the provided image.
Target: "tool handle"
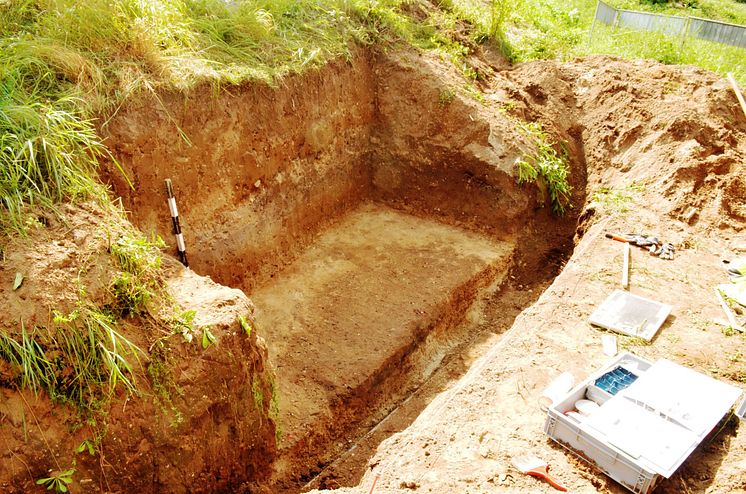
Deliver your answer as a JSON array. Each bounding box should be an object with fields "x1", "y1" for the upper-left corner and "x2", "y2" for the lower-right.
[
  {"x1": 605, "y1": 233, "x2": 628, "y2": 243},
  {"x1": 543, "y1": 472, "x2": 568, "y2": 492},
  {"x1": 622, "y1": 242, "x2": 630, "y2": 289},
  {"x1": 528, "y1": 470, "x2": 568, "y2": 492},
  {"x1": 367, "y1": 474, "x2": 380, "y2": 494},
  {"x1": 727, "y1": 73, "x2": 746, "y2": 118}
]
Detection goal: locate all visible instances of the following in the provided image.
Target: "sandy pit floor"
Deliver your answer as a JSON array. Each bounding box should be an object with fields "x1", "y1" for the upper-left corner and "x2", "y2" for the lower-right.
[{"x1": 249, "y1": 204, "x2": 514, "y2": 481}]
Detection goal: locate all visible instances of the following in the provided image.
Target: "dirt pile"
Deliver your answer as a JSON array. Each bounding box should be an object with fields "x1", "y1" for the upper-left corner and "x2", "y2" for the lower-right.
[{"x1": 0, "y1": 204, "x2": 276, "y2": 493}]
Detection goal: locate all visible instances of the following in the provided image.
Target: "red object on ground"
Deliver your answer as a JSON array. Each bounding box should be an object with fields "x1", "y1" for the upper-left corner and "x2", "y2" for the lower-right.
[{"x1": 512, "y1": 455, "x2": 568, "y2": 492}]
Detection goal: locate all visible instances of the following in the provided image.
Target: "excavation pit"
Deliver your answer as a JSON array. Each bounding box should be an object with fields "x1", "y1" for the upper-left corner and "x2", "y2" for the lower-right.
[
  {"x1": 1, "y1": 40, "x2": 740, "y2": 494},
  {"x1": 102, "y1": 52, "x2": 584, "y2": 492}
]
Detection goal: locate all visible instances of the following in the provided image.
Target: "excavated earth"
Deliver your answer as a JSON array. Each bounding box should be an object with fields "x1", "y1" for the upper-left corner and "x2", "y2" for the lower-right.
[{"x1": 0, "y1": 46, "x2": 744, "y2": 494}]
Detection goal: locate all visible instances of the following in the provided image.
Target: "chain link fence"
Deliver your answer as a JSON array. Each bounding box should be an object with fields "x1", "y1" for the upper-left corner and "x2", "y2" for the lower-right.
[{"x1": 590, "y1": 0, "x2": 746, "y2": 49}]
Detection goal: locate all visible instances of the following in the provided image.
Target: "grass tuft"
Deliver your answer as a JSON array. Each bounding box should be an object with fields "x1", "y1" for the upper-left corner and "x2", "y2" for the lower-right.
[
  {"x1": 0, "y1": 307, "x2": 143, "y2": 413},
  {"x1": 107, "y1": 231, "x2": 164, "y2": 316},
  {"x1": 0, "y1": 95, "x2": 108, "y2": 233},
  {"x1": 516, "y1": 122, "x2": 573, "y2": 216}
]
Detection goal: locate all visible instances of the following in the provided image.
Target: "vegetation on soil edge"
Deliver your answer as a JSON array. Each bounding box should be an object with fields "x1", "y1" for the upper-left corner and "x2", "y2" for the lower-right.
[{"x1": 1, "y1": 0, "x2": 742, "y2": 234}]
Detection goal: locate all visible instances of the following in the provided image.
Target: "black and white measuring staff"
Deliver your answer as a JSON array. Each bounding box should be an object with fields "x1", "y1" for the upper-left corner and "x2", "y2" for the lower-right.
[{"x1": 165, "y1": 178, "x2": 189, "y2": 267}]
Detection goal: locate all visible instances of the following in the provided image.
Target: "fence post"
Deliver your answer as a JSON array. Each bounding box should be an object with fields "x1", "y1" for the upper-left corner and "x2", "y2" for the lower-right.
[
  {"x1": 612, "y1": 10, "x2": 620, "y2": 33},
  {"x1": 588, "y1": 0, "x2": 601, "y2": 47},
  {"x1": 679, "y1": 17, "x2": 691, "y2": 50}
]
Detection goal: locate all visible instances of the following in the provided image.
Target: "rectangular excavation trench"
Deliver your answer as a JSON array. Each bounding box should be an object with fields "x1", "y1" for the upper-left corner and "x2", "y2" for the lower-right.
[
  {"x1": 102, "y1": 55, "x2": 582, "y2": 492},
  {"x1": 107, "y1": 134, "x2": 564, "y2": 491}
]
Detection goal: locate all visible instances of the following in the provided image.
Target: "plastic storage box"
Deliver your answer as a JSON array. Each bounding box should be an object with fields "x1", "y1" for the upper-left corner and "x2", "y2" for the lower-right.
[{"x1": 544, "y1": 352, "x2": 741, "y2": 494}]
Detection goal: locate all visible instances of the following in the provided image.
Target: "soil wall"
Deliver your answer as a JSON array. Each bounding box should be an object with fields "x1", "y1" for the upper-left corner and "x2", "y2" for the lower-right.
[
  {"x1": 103, "y1": 53, "x2": 376, "y2": 293},
  {"x1": 102, "y1": 50, "x2": 578, "y2": 294},
  {"x1": 97, "y1": 47, "x2": 591, "y2": 492},
  {"x1": 370, "y1": 52, "x2": 534, "y2": 238}
]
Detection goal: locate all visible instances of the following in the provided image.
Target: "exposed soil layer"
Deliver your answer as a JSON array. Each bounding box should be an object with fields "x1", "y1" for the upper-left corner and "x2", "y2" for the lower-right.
[
  {"x1": 0, "y1": 204, "x2": 276, "y2": 494},
  {"x1": 104, "y1": 53, "x2": 376, "y2": 294},
  {"x1": 101, "y1": 47, "x2": 584, "y2": 492},
  {"x1": 251, "y1": 204, "x2": 514, "y2": 486}
]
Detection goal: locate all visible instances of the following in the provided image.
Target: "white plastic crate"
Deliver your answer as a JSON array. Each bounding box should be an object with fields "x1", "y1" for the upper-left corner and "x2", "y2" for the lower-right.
[
  {"x1": 544, "y1": 352, "x2": 741, "y2": 494},
  {"x1": 544, "y1": 353, "x2": 657, "y2": 493}
]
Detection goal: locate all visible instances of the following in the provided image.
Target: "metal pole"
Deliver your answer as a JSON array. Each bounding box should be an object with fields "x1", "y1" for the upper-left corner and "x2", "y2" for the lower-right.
[
  {"x1": 679, "y1": 17, "x2": 690, "y2": 50},
  {"x1": 165, "y1": 178, "x2": 189, "y2": 267},
  {"x1": 588, "y1": 0, "x2": 601, "y2": 47}
]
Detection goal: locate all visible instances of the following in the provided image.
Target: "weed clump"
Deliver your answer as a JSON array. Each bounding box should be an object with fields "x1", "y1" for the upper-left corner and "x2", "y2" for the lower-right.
[
  {"x1": 0, "y1": 93, "x2": 109, "y2": 234},
  {"x1": 108, "y1": 231, "x2": 165, "y2": 317},
  {"x1": 515, "y1": 122, "x2": 572, "y2": 216},
  {"x1": 148, "y1": 339, "x2": 184, "y2": 426},
  {"x1": 0, "y1": 308, "x2": 142, "y2": 413}
]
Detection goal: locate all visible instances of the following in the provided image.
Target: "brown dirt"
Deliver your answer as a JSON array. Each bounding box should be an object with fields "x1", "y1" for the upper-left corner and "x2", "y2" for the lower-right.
[
  {"x1": 102, "y1": 52, "x2": 376, "y2": 294},
  {"x1": 0, "y1": 41, "x2": 744, "y2": 494},
  {"x1": 0, "y1": 205, "x2": 276, "y2": 493},
  {"x1": 251, "y1": 204, "x2": 514, "y2": 488},
  {"x1": 100, "y1": 46, "x2": 580, "y2": 492}
]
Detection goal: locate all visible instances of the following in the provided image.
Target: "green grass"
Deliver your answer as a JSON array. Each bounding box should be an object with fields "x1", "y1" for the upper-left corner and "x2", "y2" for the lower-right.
[
  {"x1": 590, "y1": 181, "x2": 645, "y2": 214},
  {"x1": 613, "y1": 0, "x2": 746, "y2": 24},
  {"x1": 0, "y1": 0, "x2": 502, "y2": 234},
  {"x1": 107, "y1": 230, "x2": 164, "y2": 316},
  {"x1": 515, "y1": 122, "x2": 572, "y2": 215},
  {"x1": 147, "y1": 338, "x2": 184, "y2": 426},
  {"x1": 0, "y1": 224, "x2": 165, "y2": 414},
  {"x1": 0, "y1": 92, "x2": 109, "y2": 233},
  {"x1": 0, "y1": 307, "x2": 143, "y2": 414},
  {"x1": 0, "y1": 0, "x2": 740, "y2": 236},
  {"x1": 583, "y1": 23, "x2": 746, "y2": 82},
  {"x1": 504, "y1": 0, "x2": 745, "y2": 82}
]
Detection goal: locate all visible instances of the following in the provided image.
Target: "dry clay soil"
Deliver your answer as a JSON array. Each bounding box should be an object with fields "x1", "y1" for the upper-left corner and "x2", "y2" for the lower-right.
[{"x1": 304, "y1": 57, "x2": 746, "y2": 493}]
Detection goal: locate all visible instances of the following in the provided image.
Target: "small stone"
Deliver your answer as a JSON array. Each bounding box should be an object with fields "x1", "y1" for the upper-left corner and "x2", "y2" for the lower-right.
[
  {"x1": 682, "y1": 207, "x2": 698, "y2": 224},
  {"x1": 72, "y1": 229, "x2": 88, "y2": 246}
]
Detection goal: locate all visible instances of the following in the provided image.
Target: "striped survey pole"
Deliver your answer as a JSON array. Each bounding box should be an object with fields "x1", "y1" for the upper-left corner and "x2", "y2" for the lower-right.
[{"x1": 165, "y1": 179, "x2": 189, "y2": 267}]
